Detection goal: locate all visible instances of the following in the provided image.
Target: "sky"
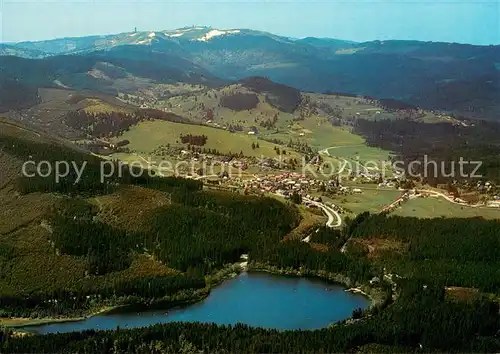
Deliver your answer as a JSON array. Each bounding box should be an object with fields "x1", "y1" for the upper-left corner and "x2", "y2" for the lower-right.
[{"x1": 1, "y1": 0, "x2": 499, "y2": 45}]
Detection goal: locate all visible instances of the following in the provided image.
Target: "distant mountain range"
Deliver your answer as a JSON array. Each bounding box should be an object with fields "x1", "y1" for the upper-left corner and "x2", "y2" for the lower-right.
[{"x1": 1, "y1": 26, "x2": 499, "y2": 119}]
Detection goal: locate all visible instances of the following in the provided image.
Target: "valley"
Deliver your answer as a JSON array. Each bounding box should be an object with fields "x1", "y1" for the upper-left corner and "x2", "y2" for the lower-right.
[{"x1": 0, "y1": 24, "x2": 500, "y2": 354}]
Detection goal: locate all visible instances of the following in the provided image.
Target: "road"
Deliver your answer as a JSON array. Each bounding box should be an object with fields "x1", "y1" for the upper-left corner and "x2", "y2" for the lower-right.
[
  {"x1": 381, "y1": 189, "x2": 471, "y2": 213},
  {"x1": 193, "y1": 174, "x2": 219, "y2": 180},
  {"x1": 303, "y1": 198, "x2": 342, "y2": 228},
  {"x1": 319, "y1": 145, "x2": 365, "y2": 154},
  {"x1": 418, "y1": 189, "x2": 467, "y2": 205},
  {"x1": 301, "y1": 198, "x2": 342, "y2": 243},
  {"x1": 382, "y1": 189, "x2": 499, "y2": 213},
  {"x1": 381, "y1": 191, "x2": 410, "y2": 213},
  {"x1": 417, "y1": 189, "x2": 498, "y2": 209}
]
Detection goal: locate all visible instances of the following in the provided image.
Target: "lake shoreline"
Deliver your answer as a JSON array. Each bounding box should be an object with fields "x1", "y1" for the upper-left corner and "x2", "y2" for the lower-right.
[
  {"x1": 1, "y1": 264, "x2": 243, "y2": 332},
  {"x1": 1, "y1": 305, "x2": 121, "y2": 329},
  {"x1": 247, "y1": 262, "x2": 386, "y2": 308},
  {"x1": 4, "y1": 261, "x2": 385, "y2": 333}
]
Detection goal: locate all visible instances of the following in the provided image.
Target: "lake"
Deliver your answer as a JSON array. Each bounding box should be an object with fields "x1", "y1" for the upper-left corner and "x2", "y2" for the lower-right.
[{"x1": 23, "y1": 272, "x2": 369, "y2": 334}]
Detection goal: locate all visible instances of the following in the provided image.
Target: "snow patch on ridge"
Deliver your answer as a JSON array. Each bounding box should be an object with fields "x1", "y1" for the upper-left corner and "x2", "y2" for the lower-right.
[
  {"x1": 196, "y1": 29, "x2": 241, "y2": 42},
  {"x1": 166, "y1": 32, "x2": 184, "y2": 38}
]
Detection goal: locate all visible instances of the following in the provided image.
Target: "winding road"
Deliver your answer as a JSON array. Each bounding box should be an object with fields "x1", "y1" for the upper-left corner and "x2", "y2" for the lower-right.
[
  {"x1": 301, "y1": 198, "x2": 342, "y2": 243},
  {"x1": 319, "y1": 146, "x2": 378, "y2": 176},
  {"x1": 303, "y1": 198, "x2": 342, "y2": 228}
]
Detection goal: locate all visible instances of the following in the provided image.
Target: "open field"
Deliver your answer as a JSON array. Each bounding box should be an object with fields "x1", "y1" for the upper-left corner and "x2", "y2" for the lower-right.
[
  {"x1": 37, "y1": 88, "x2": 133, "y2": 113},
  {"x1": 83, "y1": 98, "x2": 134, "y2": 114},
  {"x1": 0, "y1": 117, "x2": 53, "y2": 142},
  {"x1": 261, "y1": 116, "x2": 394, "y2": 169},
  {"x1": 0, "y1": 306, "x2": 118, "y2": 328},
  {"x1": 152, "y1": 85, "x2": 403, "y2": 166},
  {"x1": 306, "y1": 93, "x2": 445, "y2": 123},
  {"x1": 110, "y1": 120, "x2": 301, "y2": 159},
  {"x1": 158, "y1": 85, "x2": 294, "y2": 130},
  {"x1": 164, "y1": 93, "x2": 390, "y2": 155},
  {"x1": 392, "y1": 197, "x2": 500, "y2": 220},
  {"x1": 326, "y1": 187, "x2": 402, "y2": 215},
  {"x1": 262, "y1": 117, "x2": 364, "y2": 149},
  {"x1": 326, "y1": 145, "x2": 392, "y2": 163},
  {"x1": 307, "y1": 93, "x2": 395, "y2": 121}
]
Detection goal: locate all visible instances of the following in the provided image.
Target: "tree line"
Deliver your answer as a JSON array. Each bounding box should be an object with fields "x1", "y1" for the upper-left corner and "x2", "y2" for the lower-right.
[
  {"x1": 0, "y1": 274, "x2": 206, "y2": 319},
  {"x1": 179, "y1": 134, "x2": 207, "y2": 146},
  {"x1": 1, "y1": 133, "x2": 202, "y2": 196},
  {"x1": 64, "y1": 108, "x2": 189, "y2": 138}
]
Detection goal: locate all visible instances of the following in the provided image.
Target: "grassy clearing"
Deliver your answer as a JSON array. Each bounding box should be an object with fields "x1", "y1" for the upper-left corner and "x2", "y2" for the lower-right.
[
  {"x1": 38, "y1": 88, "x2": 73, "y2": 103},
  {"x1": 300, "y1": 118, "x2": 363, "y2": 147},
  {"x1": 111, "y1": 120, "x2": 301, "y2": 159},
  {"x1": 83, "y1": 99, "x2": 133, "y2": 114},
  {"x1": 307, "y1": 93, "x2": 391, "y2": 121},
  {"x1": 37, "y1": 88, "x2": 133, "y2": 113},
  {"x1": 350, "y1": 238, "x2": 407, "y2": 260},
  {"x1": 161, "y1": 90, "x2": 297, "y2": 138},
  {"x1": 327, "y1": 188, "x2": 402, "y2": 215},
  {"x1": 326, "y1": 145, "x2": 392, "y2": 162},
  {"x1": 158, "y1": 87, "x2": 397, "y2": 162},
  {"x1": 445, "y1": 287, "x2": 482, "y2": 303},
  {"x1": 0, "y1": 118, "x2": 50, "y2": 142},
  {"x1": 164, "y1": 88, "x2": 446, "y2": 132},
  {"x1": 262, "y1": 117, "x2": 365, "y2": 150},
  {"x1": 392, "y1": 197, "x2": 500, "y2": 220},
  {"x1": 335, "y1": 47, "x2": 365, "y2": 55},
  {"x1": 306, "y1": 93, "x2": 444, "y2": 123}
]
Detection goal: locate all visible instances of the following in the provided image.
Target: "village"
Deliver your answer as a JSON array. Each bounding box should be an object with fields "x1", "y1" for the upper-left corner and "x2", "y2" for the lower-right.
[
  {"x1": 154, "y1": 146, "x2": 500, "y2": 211},
  {"x1": 87, "y1": 131, "x2": 500, "y2": 214}
]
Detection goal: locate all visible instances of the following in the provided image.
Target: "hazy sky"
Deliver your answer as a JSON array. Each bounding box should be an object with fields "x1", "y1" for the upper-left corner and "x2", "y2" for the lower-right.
[{"x1": 1, "y1": 0, "x2": 499, "y2": 45}]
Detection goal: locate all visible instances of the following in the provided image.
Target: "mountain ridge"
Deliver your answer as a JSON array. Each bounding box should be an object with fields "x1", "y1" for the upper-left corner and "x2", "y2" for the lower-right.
[
  {"x1": 1, "y1": 27, "x2": 499, "y2": 121},
  {"x1": 7, "y1": 27, "x2": 499, "y2": 58}
]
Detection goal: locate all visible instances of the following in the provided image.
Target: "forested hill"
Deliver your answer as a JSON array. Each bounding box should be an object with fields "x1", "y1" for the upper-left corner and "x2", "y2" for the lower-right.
[
  {"x1": 0, "y1": 121, "x2": 305, "y2": 321},
  {"x1": 1, "y1": 123, "x2": 500, "y2": 352},
  {"x1": 2, "y1": 28, "x2": 499, "y2": 120}
]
